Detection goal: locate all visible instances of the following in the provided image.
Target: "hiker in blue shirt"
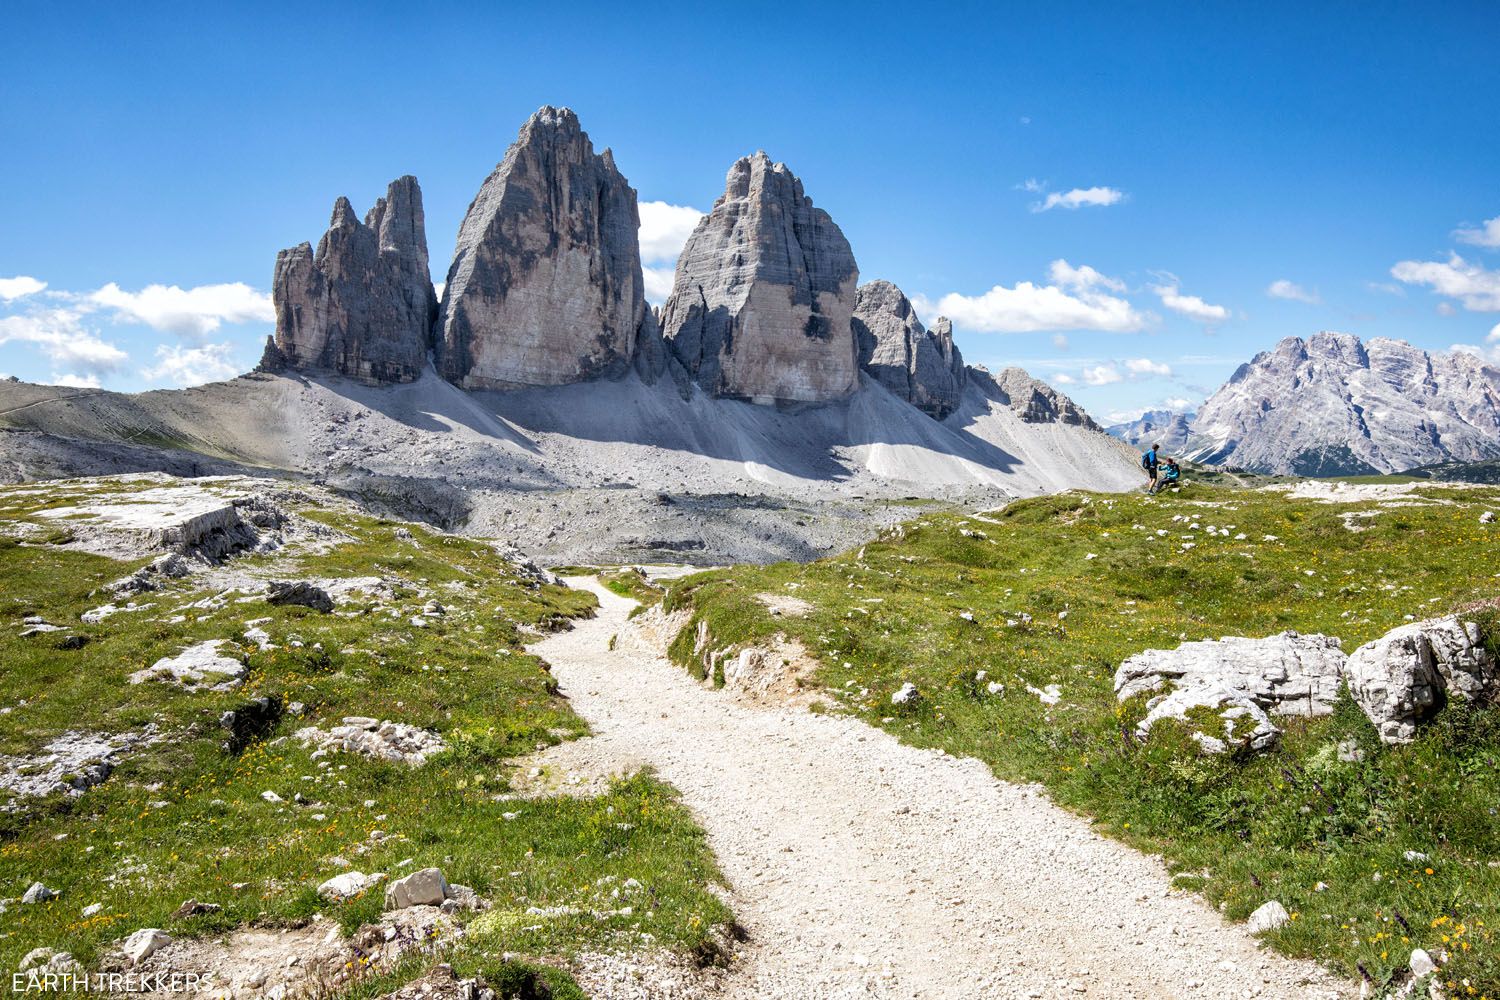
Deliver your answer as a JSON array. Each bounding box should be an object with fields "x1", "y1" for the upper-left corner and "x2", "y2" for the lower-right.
[{"x1": 1141, "y1": 443, "x2": 1160, "y2": 494}]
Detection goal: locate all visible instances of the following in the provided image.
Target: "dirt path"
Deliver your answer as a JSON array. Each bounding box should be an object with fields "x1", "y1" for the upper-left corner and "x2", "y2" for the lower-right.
[{"x1": 529, "y1": 579, "x2": 1353, "y2": 1000}]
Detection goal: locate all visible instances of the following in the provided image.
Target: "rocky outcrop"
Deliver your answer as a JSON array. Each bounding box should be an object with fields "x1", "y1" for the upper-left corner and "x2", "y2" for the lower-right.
[
  {"x1": 1135, "y1": 684, "x2": 1281, "y2": 754},
  {"x1": 1344, "y1": 615, "x2": 1497, "y2": 744},
  {"x1": 1186, "y1": 332, "x2": 1500, "y2": 474},
  {"x1": 437, "y1": 106, "x2": 647, "y2": 389},
  {"x1": 973, "y1": 366, "x2": 1099, "y2": 428},
  {"x1": 661, "y1": 151, "x2": 859, "y2": 405},
  {"x1": 1115, "y1": 631, "x2": 1347, "y2": 717},
  {"x1": 266, "y1": 177, "x2": 437, "y2": 383},
  {"x1": 852, "y1": 281, "x2": 965, "y2": 419}
]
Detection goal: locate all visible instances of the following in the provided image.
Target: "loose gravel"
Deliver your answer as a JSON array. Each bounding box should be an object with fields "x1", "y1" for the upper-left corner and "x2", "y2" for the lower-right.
[{"x1": 529, "y1": 579, "x2": 1355, "y2": 1000}]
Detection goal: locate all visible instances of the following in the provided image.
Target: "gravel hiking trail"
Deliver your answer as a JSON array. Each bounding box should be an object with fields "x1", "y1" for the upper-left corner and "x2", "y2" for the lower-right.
[{"x1": 529, "y1": 579, "x2": 1354, "y2": 1000}]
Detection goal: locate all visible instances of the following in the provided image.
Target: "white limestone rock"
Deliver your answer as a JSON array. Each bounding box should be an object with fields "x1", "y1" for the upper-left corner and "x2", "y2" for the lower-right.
[
  {"x1": 1135, "y1": 684, "x2": 1281, "y2": 754},
  {"x1": 1344, "y1": 614, "x2": 1497, "y2": 744},
  {"x1": 385, "y1": 867, "x2": 449, "y2": 909},
  {"x1": 294, "y1": 718, "x2": 446, "y2": 766},
  {"x1": 316, "y1": 871, "x2": 385, "y2": 902},
  {"x1": 1115, "y1": 631, "x2": 1347, "y2": 717},
  {"x1": 119, "y1": 928, "x2": 171, "y2": 966},
  {"x1": 1246, "y1": 901, "x2": 1290, "y2": 934},
  {"x1": 129, "y1": 641, "x2": 246, "y2": 691}
]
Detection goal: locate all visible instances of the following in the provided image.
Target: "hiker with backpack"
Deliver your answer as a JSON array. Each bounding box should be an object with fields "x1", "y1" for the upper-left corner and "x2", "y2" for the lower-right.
[
  {"x1": 1141, "y1": 443, "x2": 1161, "y2": 494},
  {"x1": 1159, "y1": 457, "x2": 1182, "y2": 490}
]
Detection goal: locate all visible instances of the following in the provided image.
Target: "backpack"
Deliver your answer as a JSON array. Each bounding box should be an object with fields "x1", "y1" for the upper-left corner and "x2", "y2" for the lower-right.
[{"x1": 1141, "y1": 451, "x2": 1155, "y2": 470}]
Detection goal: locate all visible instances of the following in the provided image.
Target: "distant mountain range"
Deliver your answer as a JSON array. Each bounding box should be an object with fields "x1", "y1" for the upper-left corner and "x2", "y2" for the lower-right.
[{"x1": 1107, "y1": 332, "x2": 1500, "y2": 475}]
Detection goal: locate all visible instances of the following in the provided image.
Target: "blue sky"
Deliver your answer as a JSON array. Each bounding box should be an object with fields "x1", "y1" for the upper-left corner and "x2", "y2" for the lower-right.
[{"x1": 2, "y1": 0, "x2": 1498, "y2": 422}]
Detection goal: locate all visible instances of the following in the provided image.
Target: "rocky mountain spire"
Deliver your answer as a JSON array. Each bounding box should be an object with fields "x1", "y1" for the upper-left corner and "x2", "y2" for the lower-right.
[
  {"x1": 436, "y1": 106, "x2": 648, "y2": 389},
  {"x1": 660, "y1": 152, "x2": 859, "y2": 405},
  {"x1": 265, "y1": 176, "x2": 436, "y2": 383},
  {"x1": 852, "y1": 280, "x2": 965, "y2": 419}
]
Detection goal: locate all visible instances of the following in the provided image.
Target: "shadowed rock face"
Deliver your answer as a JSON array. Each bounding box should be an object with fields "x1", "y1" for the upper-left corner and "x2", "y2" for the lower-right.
[
  {"x1": 661, "y1": 152, "x2": 859, "y2": 405},
  {"x1": 436, "y1": 106, "x2": 647, "y2": 389},
  {"x1": 853, "y1": 280, "x2": 965, "y2": 419},
  {"x1": 266, "y1": 176, "x2": 436, "y2": 384}
]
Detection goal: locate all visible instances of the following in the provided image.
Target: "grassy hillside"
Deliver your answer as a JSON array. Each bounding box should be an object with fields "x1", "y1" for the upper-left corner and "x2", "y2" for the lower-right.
[
  {"x1": 665, "y1": 482, "x2": 1500, "y2": 994},
  {"x1": 0, "y1": 478, "x2": 731, "y2": 992}
]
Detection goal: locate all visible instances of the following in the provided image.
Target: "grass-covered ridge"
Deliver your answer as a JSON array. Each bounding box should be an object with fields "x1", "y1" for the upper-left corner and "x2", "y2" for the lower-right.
[
  {"x1": 0, "y1": 478, "x2": 732, "y2": 990},
  {"x1": 665, "y1": 482, "x2": 1500, "y2": 993}
]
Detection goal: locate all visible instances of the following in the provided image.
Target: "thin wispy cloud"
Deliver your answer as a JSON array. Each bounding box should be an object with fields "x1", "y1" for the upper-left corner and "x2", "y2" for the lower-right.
[
  {"x1": 1151, "y1": 279, "x2": 1229, "y2": 325},
  {"x1": 1266, "y1": 279, "x2": 1320, "y2": 304},
  {"x1": 1032, "y1": 186, "x2": 1125, "y2": 213},
  {"x1": 1454, "y1": 215, "x2": 1500, "y2": 249}
]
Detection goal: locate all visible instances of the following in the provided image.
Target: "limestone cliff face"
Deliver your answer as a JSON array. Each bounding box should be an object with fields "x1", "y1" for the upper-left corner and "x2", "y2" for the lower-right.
[
  {"x1": 436, "y1": 106, "x2": 646, "y2": 389},
  {"x1": 971, "y1": 366, "x2": 1100, "y2": 429},
  {"x1": 852, "y1": 280, "x2": 965, "y2": 419},
  {"x1": 660, "y1": 152, "x2": 859, "y2": 405},
  {"x1": 267, "y1": 176, "x2": 436, "y2": 383}
]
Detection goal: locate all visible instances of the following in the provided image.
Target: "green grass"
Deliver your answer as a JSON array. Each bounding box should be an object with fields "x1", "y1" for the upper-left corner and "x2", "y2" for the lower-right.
[
  {"x1": 665, "y1": 484, "x2": 1500, "y2": 994},
  {"x1": 597, "y1": 568, "x2": 665, "y2": 610},
  {"x1": 0, "y1": 481, "x2": 732, "y2": 990}
]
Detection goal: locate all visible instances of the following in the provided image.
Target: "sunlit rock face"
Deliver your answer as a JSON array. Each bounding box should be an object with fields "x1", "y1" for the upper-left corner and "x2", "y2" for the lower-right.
[
  {"x1": 437, "y1": 106, "x2": 647, "y2": 389},
  {"x1": 661, "y1": 151, "x2": 859, "y2": 405}
]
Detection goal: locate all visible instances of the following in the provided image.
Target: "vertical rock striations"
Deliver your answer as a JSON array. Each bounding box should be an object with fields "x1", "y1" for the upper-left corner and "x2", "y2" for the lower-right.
[
  {"x1": 267, "y1": 176, "x2": 436, "y2": 383},
  {"x1": 436, "y1": 106, "x2": 647, "y2": 389},
  {"x1": 852, "y1": 280, "x2": 965, "y2": 419},
  {"x1": 660, "y1": 152, "x2": 859, "y2": 405}
]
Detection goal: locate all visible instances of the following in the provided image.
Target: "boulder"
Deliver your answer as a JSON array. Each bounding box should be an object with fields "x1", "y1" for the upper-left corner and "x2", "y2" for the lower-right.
[
  {"x1": 1115, "y1": 631, "x2": 1346, "y2": 717},
  {"x1": 120, "y1": 928, "x2": 171, "y2": 966},
  {"x1": 21, "y1": 882, "x2": 57, "y2": 904},
  {"x1": 660, "y1": 151, "x2": 860, "y2": 405},
  {"x1": 437, "y1": 106, "x2": 648, "y2": 389},
  {"x1": 317, "y1": 871, "x2": 385, "y2": 902},
  {"x1": 1246, "y1": 901, "x2": 1290, "y2": 934},
  {"x1": 129, "y1": 641, "x2": 246, "y2": 690},
  {"x1": 1344, "y1": 615, "x2": 1498, "y2": 744},
  {"x1": 385, "y1": 867, "x2": 449, "y2": 909},
  {"x1": 18, "y1": 948, "x2": 81, "y2": 974},
  {"x1": 1410, "y1": 948, "x2": 1436, "y2": 978},
  {"x1": 1134, "y1": 683, "x2": 1281, "y2": 754},
  {"x1": 852, "y1": 280, "x2": 965, "y2": 419},
  {"x1": 266, "y1": 176, "x2": 437, "y2": 384},
  {"x1": 266, "y1": 580, "x2": 334, "y2": 613}
]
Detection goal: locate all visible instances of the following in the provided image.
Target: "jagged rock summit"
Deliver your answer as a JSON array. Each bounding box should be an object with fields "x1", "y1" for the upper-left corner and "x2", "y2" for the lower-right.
[
  {"x1": 264, "y1": 176, "x2": 437, "y2": 383},
  {"x1": 436, "y1": 105, "x2": 652, "y2": 389},
  {"x1": 661, "y1": 151, "x2": 860, "y2": 405},
  {"x1": 1187, "y1": 332, "x2": 1500, "y2": 474},
  {"x1": 852, "y1": 280, "x2": 965, "y2": 419}
]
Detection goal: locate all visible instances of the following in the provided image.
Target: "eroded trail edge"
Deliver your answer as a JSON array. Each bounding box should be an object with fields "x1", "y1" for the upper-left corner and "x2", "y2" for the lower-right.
[{"x1": 530, "y1": 579, "x2": 1353, "y2": 1000}]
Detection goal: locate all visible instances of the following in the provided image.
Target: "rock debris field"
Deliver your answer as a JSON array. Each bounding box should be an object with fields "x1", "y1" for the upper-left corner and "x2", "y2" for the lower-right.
[{"x1": 530, "y1": 579, "x2": 1354, "y2": 1000}]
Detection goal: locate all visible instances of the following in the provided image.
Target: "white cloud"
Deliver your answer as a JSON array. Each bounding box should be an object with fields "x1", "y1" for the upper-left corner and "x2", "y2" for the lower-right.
[
  {"x1": 1437, "y1": 301, "x2": 1457, "y2": 316},
  {"x1": 642, "y1": 266, "x2": 677, "y2": 305},
  {"x1": 88, "y1": 281, "x2": 274, "y2": 338},
  {"x1": 916, "y1": 259, "x2": 1148, "y2": 334},
  {"x1": 637, "y1": 201, "x2": 704, "y2": 305},
  {"x1": 1051, "y1": 333, "x2": 1070, "y2": 351},
  {"x1": 48, "y1": 372, "x2": 101, "y2": 389},
  {"x1": 1033, "y1": 186, "x2": 1124, "y2": 213},
  {"x1": 0, "y1": 276, "x2": 47, "y2": 301},
  {"x1": 1124, "y1": 357, "x2": 1172, "y2": 377},
  {"x1": 1455, "y1": 215, "x2": 1500, "y2": 249},
  {"x1": 1490, "y1": 322, "x2": 1500, "y2": 343},
  {"x1": 141, "y1": 342, "x2": 241, "y2": 386},
  {"x1": 0, "y1": 309, "x2": 128, "y2": 374},
  {"x1": 1390, "y1": 253, "x2": 1500, "y2": 311},
  {"x1": 434, "y1": 282, "x2": 445, "y2": 301},
  {"x1": 1082, "y1": 364, "x2": 1123, "y2": 386},
  {"x1": 1053, "y1": 373, "x2": 1076, "y2": 385},
  {"x1": 1048, "y1": 259, "x2": 1126, "y2": 293},
  {"x1": 1266, "y1": 279, "x2": 1320, "y2": 304},
  {"x1": 1152, "y1": 281, "x2": 1229, "y2": 324}
]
